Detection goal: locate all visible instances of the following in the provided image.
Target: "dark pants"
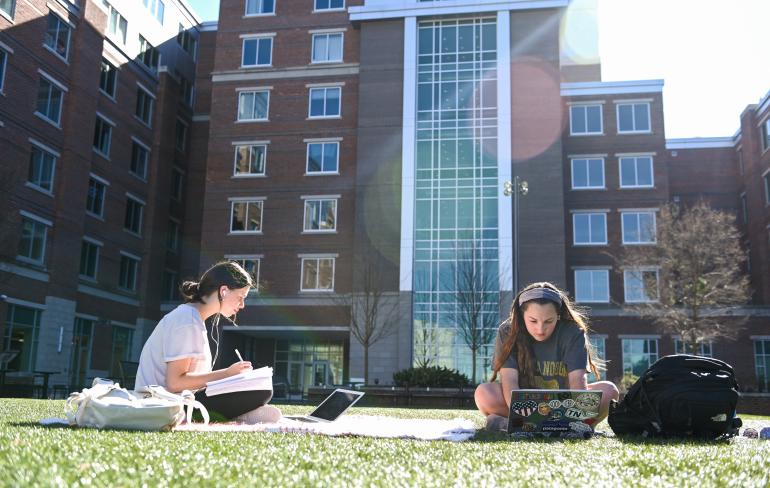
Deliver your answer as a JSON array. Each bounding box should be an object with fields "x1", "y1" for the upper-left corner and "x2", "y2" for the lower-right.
[{"x1": 195, "y1": 388, "x2": 273, "y2": 419}]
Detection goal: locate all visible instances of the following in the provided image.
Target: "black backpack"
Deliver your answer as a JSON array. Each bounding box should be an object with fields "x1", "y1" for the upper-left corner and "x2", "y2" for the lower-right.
[{"x1": 608, "y1": 354, "x2": 742, "y2": 439}]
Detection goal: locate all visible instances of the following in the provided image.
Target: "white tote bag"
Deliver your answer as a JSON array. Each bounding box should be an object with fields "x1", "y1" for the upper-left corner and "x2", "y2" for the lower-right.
[{"x1": 64, "y1": 378, "x2": 209, "y2": 431}]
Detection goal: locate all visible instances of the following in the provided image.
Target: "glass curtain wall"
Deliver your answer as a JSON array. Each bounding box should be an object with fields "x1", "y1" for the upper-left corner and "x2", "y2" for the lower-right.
[{"x1": 413, "y1": 17, "x2": 499, "y2": 380}]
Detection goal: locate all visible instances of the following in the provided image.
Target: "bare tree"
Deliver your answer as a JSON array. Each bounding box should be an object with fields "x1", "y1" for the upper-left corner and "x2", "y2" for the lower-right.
[
  {"x1": 446, "y1": 244, "x2": 500, "y2": 384},
  {"x1": 618, "y1": 201, "x2": 750, "y2": 354},
  {"x1": 344, "y1": 253, "x2": 400, "y2": 385}
]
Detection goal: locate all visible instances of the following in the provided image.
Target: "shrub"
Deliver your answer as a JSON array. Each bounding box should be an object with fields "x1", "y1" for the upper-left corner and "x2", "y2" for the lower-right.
[
  {"x1": 616, "y1": 372, "x2": 640, "y2": 395},
  {"x1": 393, "y1": 366, "x2": 471, "y2": 388}
]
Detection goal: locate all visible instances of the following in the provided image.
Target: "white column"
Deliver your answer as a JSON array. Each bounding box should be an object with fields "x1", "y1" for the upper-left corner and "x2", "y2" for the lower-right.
[
  {"x1": 497, "y1": 11, "x2": 513, "y2": 292},
  {"x1": 399, "y1": 16, "x2": 417, "y2": 292}
]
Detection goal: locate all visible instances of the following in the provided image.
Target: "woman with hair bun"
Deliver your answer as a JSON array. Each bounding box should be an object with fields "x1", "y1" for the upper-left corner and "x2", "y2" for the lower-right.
[
  {"x1": 474, "y1": 282, "x2": 619, "y2": 430},
  {"x1": 135, "y1": 261, "x2": 281, "y2": 423}
]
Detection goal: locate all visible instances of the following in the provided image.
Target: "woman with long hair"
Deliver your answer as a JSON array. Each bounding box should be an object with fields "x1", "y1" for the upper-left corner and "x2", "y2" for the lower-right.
[
  {"x1": 474, "y1": 282, "x2": 618, "y2": 430},
  {"x1": 135, "y1": 260, "x2": 281, "y2": 423}
]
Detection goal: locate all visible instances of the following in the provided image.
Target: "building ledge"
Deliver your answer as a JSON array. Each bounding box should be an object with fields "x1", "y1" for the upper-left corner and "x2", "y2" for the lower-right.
[
  {"x1": 349, "y1": 0, "x2": 568, "y2": 21},
  {"x1": 561, "y1": 79, "x2": 664, "y2": 96},
  {"x1": 666, "y1": 137, "x2": 735, "y2": 150}
]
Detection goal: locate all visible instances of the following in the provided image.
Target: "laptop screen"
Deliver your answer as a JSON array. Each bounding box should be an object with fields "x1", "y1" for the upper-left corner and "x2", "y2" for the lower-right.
[{"x1": 309, "y1": 390, "x2": 363, "y2": 421}]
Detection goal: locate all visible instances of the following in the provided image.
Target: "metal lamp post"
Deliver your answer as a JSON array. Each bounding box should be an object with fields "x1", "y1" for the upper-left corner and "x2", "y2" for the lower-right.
[{"x1": 503, "y1": 176, "x2": 528, "y2": 294}]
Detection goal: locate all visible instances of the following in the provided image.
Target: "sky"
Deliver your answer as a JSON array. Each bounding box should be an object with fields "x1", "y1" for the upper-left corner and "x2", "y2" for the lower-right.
[{"x1": 186, "y1": 0, "x2": 770, "y2": 139}]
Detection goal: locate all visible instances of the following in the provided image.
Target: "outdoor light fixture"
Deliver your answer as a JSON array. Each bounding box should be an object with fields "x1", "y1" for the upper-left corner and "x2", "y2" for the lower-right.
[{"x1": 503, "y1": 177, "x2": 529, "y2": 293}]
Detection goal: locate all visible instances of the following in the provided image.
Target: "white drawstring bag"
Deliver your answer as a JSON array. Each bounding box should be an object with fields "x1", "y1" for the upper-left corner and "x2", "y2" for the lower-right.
[{"x1": 64, "y1": 378, "x2": 209, "y2": 431}]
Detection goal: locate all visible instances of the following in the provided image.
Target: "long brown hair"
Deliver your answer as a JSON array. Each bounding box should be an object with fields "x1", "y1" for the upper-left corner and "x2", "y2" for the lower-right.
[{"x1": 490, "y1": 282, "x2": 602, "y2": 386}]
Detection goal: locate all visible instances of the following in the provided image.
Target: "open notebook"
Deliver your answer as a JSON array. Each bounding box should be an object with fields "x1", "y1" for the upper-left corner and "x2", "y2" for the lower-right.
[{"x1": 205, "y1": 366, "x2": 273, "y2": 396}]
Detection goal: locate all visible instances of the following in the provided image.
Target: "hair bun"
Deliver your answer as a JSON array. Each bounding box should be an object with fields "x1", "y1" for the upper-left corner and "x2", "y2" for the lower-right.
[{"x1": 180, "y1": 281, "x2": 200, "y2": 301}]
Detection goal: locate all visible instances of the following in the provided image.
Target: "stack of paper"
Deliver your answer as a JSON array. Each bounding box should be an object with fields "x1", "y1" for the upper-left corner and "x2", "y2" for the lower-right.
[{"x1": 205, "y1": 366, "x2": 273, "y2": 396}]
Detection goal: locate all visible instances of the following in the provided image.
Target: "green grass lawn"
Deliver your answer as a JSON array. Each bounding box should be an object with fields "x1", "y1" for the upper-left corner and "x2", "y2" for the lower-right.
[{"x1": 1, "y1": 399, "x2": 769, "y2": 487}]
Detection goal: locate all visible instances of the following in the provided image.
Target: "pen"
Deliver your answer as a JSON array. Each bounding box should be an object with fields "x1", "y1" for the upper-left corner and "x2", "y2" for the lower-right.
[{"x1": 235, "y1": 348, "x2": 244, "y2": 362}]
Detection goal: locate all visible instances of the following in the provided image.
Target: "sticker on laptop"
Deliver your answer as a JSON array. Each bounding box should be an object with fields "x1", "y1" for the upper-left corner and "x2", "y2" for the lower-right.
[{"x1": 511, "y1": 400, "x2": 538, "y2": 417}]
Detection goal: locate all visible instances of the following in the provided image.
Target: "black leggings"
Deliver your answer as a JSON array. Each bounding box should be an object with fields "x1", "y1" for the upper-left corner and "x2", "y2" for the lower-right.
[{"x1": 195, "y1": 389, "x2": 273, "y2": 419}]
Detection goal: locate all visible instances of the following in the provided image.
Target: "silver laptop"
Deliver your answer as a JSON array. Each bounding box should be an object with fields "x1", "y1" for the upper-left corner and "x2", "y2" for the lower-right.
[{"x1": 285, "y1": 388, "x2": 364, "y2": 423}]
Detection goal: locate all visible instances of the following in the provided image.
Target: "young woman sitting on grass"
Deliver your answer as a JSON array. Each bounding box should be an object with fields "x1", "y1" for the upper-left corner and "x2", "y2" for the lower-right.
[
  {"x1": 474, "y1": 282, "x2": 619, "y2": 430},
  {"x1": 135, "y1": 261, "x2": 281, "y2": 424}
]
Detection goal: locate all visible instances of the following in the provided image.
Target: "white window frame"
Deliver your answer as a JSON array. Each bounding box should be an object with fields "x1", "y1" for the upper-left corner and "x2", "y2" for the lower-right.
[
  {"x1": 740, "y1": 192, "x2": 748, "y2": 224},
  {"x1": 237, "y1": 88, "x2": 270, "y2": 122},
  {"x1": 86, "y1": 173, "x2": 109, "y2": 219},
  {"x1": 619, "y1": 155, "x2": 654, "y2": 189},
  {"x1": 175, "y1": 118, "x2": 187, "y2": 152},
  {"x1": 302, "y1": 196, "x2": 339, "y2": 233},
  {"x1": 573, "y1": 268, "x2": 610, "y2": 303},
  {"x1": 35, "y1": 70, "x2": 67, "y2": 127},
  {"x1": 570, "y1": 156, "x2": 605, "y2": 190},
  {"x1": 308, "y1": 86, "x2": 341, "y2": 119},
  {"x1": 171, "y1": 166, "x2": 185, "y2": 202},
  {"x1": 310, "y1": 32, "x2": 344, "y2": 64},
  {"x1": 27, "y1": 139, "x2": 59, "y2": 195},
  {"x1": 616, "y1": 101, "x2": 651, "y2": 134},
  {"x1": 245, "y1": 0, "x2": 275, "y2": 16},
  {"x1": 621, "y1": 337, "x2": 659, "y2": 375},
  {"x1": 0, "y1": 44, "x2": 9, "y2": 94},
  {"x1": 623, "y1": 268, "x2": 659, "y2": 303},
  {"x1": 229, "y1": 198, "x2": 265, "y2": 234},
  {"x1": 762, "y1": 119, "x2": 770, "y2": 153},
  {"x1": 17, "y1": 211, "x2": 51, "y2": 265},
  {"x1": 572, "y1": 211, "x2": 607, "y2": 246},
  {"x1": 79, "y1": 237, "x2": 102, "y2": 281},
  {"x1": 305, "y1": 139, "x2": 340, "y2": 175},
  {"x1": 118, "y1": 251, "x2": 140, "y2": 292},
  {"x1": 232, "y1": 141, "x2": 268, "y2": 177},
  {"x1": 130, "y1": 137, "x2": 150, "y2": 181},
  {"x1": 167, "y1": 217, "x2": 180, "y2": 253},
  {"x1": 135, "y1": 84, "x2": 155, "y2": 127},
  {"x1": 43, "y1": 12, "x2": 72, "y2": 61},
  {"x1": 621, "y1": 210, "x2": 657, "y2": 245},
  {"x1": 93, "y1": 112, "x2": 115, "y2": 158},
  {"x1": 313, "y1": 0, "x2": 345, "y2": 12},
  {"x1": 99, "y1": 58, "x2": 118, "y2": 99},
  {"x1": 124, "y1": 193, "x2": 145, "y2": 236},
  {"x1": 763, "y1": 168, "x2": 770, "y2": 206},
  {"x1": 138, "y1": 35, "x2": 160, "y2": 73},
  {"x1": 106, "y1": 5, "x2": 128, "y2": 45},
  {"x1": 569, "y1": 103, "x2": 603, "y2": 136},
  {"x1": 673, "y1": 337, "x2": 713, "y2": 357},
  {"x1": 241, "y1": 35, "x2": 274, "y2": 68},
  {"x1": 225, "y1": 254, "x2": 262, "y2": 292},
  {"x1": 0, "y1": 0, "x2": 16, "y2": 20},
  {"x1": 299, "y1": 255, "x2": 336, "y2": 292}
]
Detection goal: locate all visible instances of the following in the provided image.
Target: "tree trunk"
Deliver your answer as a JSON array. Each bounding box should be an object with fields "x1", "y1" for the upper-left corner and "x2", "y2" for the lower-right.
[
  {"x1": 364, "y1": 344, "x2": 369, "y2": 385},
  {"x1": 471, "y1": 348, "x2": 477, "y2": 385}
]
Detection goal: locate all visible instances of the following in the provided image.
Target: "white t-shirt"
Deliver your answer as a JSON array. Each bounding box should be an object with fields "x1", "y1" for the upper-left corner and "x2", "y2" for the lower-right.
[{"x1": 135, "y1": 303, "x2": 212, "y2": 391}]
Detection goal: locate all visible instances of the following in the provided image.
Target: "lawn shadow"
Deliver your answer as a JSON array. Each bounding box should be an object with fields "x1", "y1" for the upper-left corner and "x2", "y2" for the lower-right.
[
  {"x1": 608, "y1": 434, "x2": 735, "y2": 445},
  {"x1": 470, "y1": 429, "x2": 610, "y2": 444},
  {"x1": 11, "y1": 421, "x2": 174, "y2": 433}
]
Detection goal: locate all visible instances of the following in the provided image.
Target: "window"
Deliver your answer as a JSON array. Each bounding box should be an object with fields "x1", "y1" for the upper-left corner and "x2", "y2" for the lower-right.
[
  {"x1": 166, "y1": 219, "x2": 179, "y2": 252},
  {"x1": 623, "y1": 268, "x2": 659, "y2": 303},
  {"x1": 314, "y1": 0, "x2": 344, "y2": 10},
  {"x1": 3, "y1": 305, "x2": 41, "y2": 373},
  {"x1": 242, "y1": 37, "x2": 272, "y2": 67},
  {"x1": 0, "y1": 47, "x2": 8, "y2": 93},
  {"x1": 764, "y1": 171, "x2": 770, "y2": 205},
  {"x1": 106, "y1": 5, "x2": 128, "y2": 44},
  {"x1": 740, "y1": 193, "x2": 748, "y2": 224},
  {"x1": 230, "y1": 200, "x2": 263, "y2": 233},
  {"x1": 237, "y1": 90, "x2": 269, "y2": 121},
  {"x1": 124, "y1": 195, "x2": 144, "y2": 235},
  {"x1": 762, "y1": 120, "x2": 770, "y2": 152},
  {"x1": 44, "y1": 13, "x2": 71, "y2": 60},
  {"x1": 311, "y1": 33, "x2": 343, "y2": 63},
  {"x1": 306, "y1": 141, "x2": 339, "y2": 174},
  {"x1": 138, "y1": 36, "x2": 159, "y2": 73},
  {"x1": 569, "y1": 105, "x2": 602, "y2": 135},
  {"x1": 99, "y1": 59, "x2": 117, "y2": 97},
  {"x1": 621, "y1": 211, "x2": 656, "y2": 244},
  {"x1": 135, "y1": 86, "x2": 154, "y2": 126},
  {"x1": 180, "y1": 76, "x2": 194, "y2": 106},
  {"x1": 617, "y1": 102, "x2": 650, "y2": 133},
  {"x1": 619, "y1": 156, "x2": 654, "y2": 188},
  {"x1": 79, "y1": 239, "x2": 100, "y2": 279},
  {"x1": 574, "y1": 269, "x2": 609, "y2": 303},
  {"x1": 245, "y1": 0, "x2": 274, "y2": 15},
  {"x1": 118, "y1": 254, "x2": 139, "y2": 291},
  {"x1": 0, "y1": 0, "x2": 16, "y2": 18},
  {"x1": 171, "y1": 168, "x2": 184, "y2": 201},
  {"x1": 28, "y1": 144, "x2": 57, "y2": 193},
  {"x1": 175, "y1": 119, "x2": 187, "y2": 152},
  {"x1": 92, "y1": 115, "x2": 112, "y2": 156},
  {"x1": 36, "y1": 76, "x2": 64, "y2": 125},
  {"x1": 587, "y1": 335, "x2": 606, "y2": 382},
  {"x1": 301, "y1": 256, "x2": 335, "y2": 291},
  {"x1": 622, "y1": 338, "x2": 658, "y2": 377},
  {"x1": 571, "y1": 158, "x2": 604, "y2": 189},
  {"x1": 86, "y1": 177, "x2": 106, "y2": 217},
  {"x1": 303, "y1": 198, "x2": 337, "y2": 232},
  {"x1": 162, "y1": 270, "x2": 178, "y2": 301},
  {"x1": 177, "y1": 26, "x2": 197, "y2": 58},
  {"x1": 110, "y1": 325, "x2": 134, "y2": 376},
  {"x1": 130, "y1": 140, "x2": 149, "y2": 179},
  {"x1": 142, "y1": 0, "x2": 164, "y2": 23},
  {"x1": 308, "y1": 87, "x2": 341, "y2": 118},
  {"x1": 737, "y1": 149, "x2": 744, "y2": 176},
  {"x1": 756, "y1": 339, "x2": 770, "y2": 392},
  {"x1": 234, "y1": 144, "x2": 266, "y2": 176},
  {"x1": 17, "y1": 213, "x2": 49, "y2": 264},
  {"x1": 674, "y1": 338, "x2": 712, "y2": 357},
  {"x1": 228, "y1": 256, "x2": 261, "y2": 290},
  {"x1": 572, "y1": 212, "x2": 607, "y2": 245}
]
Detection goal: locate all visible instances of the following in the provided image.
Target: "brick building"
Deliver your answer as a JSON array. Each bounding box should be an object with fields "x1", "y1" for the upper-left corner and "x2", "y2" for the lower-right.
[{"x1": 1, "y1": 0, "x2": 768, "y2": 397}]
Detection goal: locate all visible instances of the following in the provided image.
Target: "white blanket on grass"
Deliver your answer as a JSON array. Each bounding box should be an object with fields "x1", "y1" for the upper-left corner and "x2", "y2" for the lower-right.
[{"x1": 175, "y1": 415, "x2": 477, "y2": 442}]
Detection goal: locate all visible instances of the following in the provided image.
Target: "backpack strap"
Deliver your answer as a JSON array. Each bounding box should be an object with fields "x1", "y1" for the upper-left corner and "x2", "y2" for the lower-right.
[{"x1": 140, "y1": 385, "x2": 210, "y2": 426}]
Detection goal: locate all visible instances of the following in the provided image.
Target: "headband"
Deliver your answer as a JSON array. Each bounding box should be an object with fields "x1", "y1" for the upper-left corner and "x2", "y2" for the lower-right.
[{"x1": 519, "y1": 288, "x2": 562, "y2": 307}]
